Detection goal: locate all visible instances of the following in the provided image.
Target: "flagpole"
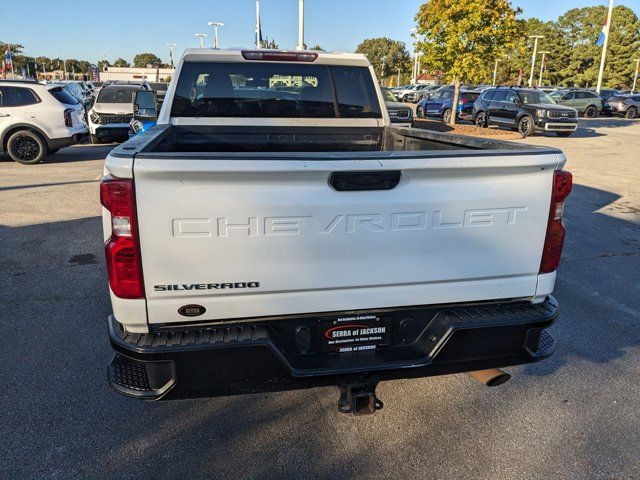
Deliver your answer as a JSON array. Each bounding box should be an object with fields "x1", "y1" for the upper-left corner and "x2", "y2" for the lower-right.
[
  {"x1": 256, "y1": 0, "x2": 261, "y2": 48},
  {"x1": 596, "y1": 0, "x2": 614, "y2": 94}
]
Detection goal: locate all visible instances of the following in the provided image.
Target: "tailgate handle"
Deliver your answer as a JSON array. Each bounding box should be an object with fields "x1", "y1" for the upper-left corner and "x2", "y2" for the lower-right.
[{"x1": 330, "y1": 171, "x2": 401, "y2": 191}]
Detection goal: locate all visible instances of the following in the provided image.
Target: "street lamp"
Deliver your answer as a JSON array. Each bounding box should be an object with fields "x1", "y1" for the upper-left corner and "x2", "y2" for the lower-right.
[
  {"x1": 410, "y1": 28, "x2": 418, "y2": 85},
  {"x1": 297, "y1": 0, "x2": 305, "y2": 50},
  {"x1": 538, "y1": 51, "x2": 550, "y2": 87},
  {"x1": 208, "y1": 22, "x2": 224, "y2": 49},
  {"x1": 632, "y1": 59, "x2": 640, "y2": 93},
  {"x1": 166, "y1": 43, "x2": 177, "y2": 68},
  {"x1": 492, "y1": 59, "x2": 502, "y2": 86},
  {"x1": 195, "y1": 33, "x2": 208, "y2": 48},
  {"x1": 528, "y1": 35, "x2": 544, "y2": 87}
]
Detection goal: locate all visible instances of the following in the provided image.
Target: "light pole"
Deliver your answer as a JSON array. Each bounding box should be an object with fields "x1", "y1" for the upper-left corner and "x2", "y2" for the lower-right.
[
  {"x1": 538, "y1": 51, "x2": 550, "y2": 87},
  {"x1": 410, "y1": 28, "x2": 418, "y2": 85},
  {"x1": 167, "y1": 43, "x2": 176, "y2": 68},
  {"x1": 297, "y1": 0, "x2": 305, "y2": 50},
  {"x1": 632, "y1": 59, "x2": 640, "y2": 93},
  {"x1": 208, "y1": 22, "x2": 224, "y2": 49},
  {"x1": 528, "y1": 35, "x2": 544, "y2": 87},
  {"x1": 195, "y1": 33, "x2": 208, "y2": 48},
  {"x1": 596, "y1": 0, "x2": 614, "y2": 94},
  {"x1": 492, "y1": 59, "x2": 502, "y2": 86}
]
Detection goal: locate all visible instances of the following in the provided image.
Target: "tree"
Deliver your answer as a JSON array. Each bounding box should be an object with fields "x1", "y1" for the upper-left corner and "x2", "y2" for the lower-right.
[
  {"x1": 557, "y1": 6, "x2": 640, "y2": 88},
  {"x1": 97, "y1": 60, "x2": 110, "y2": 72},
  {"x1": 310, "y1": 45, "x2": 325, "y2": 51},
  {"x1": 133, "y1": 53, "x2": 162, "y2": 68},
  {"x1": 113, "y1": 58, "x2": 130, "y2": 67},
  {"x1": 355, "y1": 38, "x2": 411, "y2": 82},
  {"x1": 415, "y1": 0, "x2": 524, "y2": 125}
]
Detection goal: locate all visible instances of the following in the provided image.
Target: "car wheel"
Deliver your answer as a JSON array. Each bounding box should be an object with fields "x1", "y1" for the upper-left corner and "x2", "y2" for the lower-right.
[
  {"x1": 517, "y1": 115, "x2": 534, "y2": 138},
  {"x1": 443, "y1": 109, "x2": 452, "y2": 124},
  {"x1": 584, "y1": 106, "x2": 597, "y2": 118},
  {"x1": 6, "y1": 130, "x2": 47, "y2": 165},
  {"x1": 90, "y1": 134, "x2": 101, "y2": 144},
  {"x1": 475, "y1": 111, "x2": 488, "y2": 128},
  {"x1": 556, "y1": 131, "x2": 573, "y2": 137},
  {"x1": 416, "y1": 106, "x2": 424, "y2": 118},
  {"x1": 625, "y1": 107, "x2": 637, "y2": 119}
]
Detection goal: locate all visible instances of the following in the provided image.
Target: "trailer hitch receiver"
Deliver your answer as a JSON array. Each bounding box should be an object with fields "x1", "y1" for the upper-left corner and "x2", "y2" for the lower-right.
[{"x1": 338, "y1": 383, "x2": 383, "y2": 415}]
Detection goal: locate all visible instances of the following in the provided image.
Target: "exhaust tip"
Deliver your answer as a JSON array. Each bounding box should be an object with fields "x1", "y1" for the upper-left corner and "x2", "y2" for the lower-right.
[{"x1": 467, "y1": 369, "x2": 511, "y2": 387}]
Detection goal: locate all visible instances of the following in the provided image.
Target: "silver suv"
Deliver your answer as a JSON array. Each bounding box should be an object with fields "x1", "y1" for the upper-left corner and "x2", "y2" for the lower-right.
[{"x1": 605, "y1": 94, "x2": 640, "y2": 119}]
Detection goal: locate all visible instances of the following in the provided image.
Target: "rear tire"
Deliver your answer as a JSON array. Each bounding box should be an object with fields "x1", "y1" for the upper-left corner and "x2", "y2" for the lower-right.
[
  {"x1": 416, "y1": 106, "x2": 424, "y2": 118},
  {"x1": 517, "y1": 115, "x2": 534, "y2": 138},
  {"x1": 625, "y1": 107, "x2": 637, "y2": 119},
  {"x1": 90, "y1": 134, "x2": 101, "y2": 144},
  {"x1": 474, "y1": 111, "x2": 488, "y2": 128},
  {"x1": 443, "y1": 109, "x2": 452, "y2": 124},
  {"x1": 584, "y1": 106, "x2": 597, "y2": 118},
  {"x1": 6, "y1": 130, "x2": 47, "y2": 165},
  {"x1": 556, "y1": 131, "x2": 573, "y2": 137}
]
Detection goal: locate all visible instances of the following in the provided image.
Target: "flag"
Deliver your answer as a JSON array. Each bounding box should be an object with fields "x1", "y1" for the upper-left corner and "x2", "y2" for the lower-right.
[
  {"x1": 5, "y1": 47, "x2": 12, "y2": 70},
  {"x1": 596, "y1": 17, "x2": 608, "y2": 47}
]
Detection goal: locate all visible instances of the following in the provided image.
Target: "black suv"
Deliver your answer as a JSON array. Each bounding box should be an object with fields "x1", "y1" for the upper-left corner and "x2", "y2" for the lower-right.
[{"x1": 473, "y1": 87, "x2": 578, "y2": 137}]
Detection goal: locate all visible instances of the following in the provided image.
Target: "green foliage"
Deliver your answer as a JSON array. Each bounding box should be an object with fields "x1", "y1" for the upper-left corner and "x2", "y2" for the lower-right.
[
  {"x1": 355, "y1": 37, "x2": 411, "y2": 79},
  {"x1": 310, "y1": 45, "x2": 325, "y2": 51},
  {"x1": 133, "y1": 53, "x2": 162, "y2": 68},
  {"x1": 97, "y1": 60, "x2": 110, "y2": 72},
  {"x1": 415, "y1": 0, "x2": 524, "y2": 85},
  {"x1": 113, "y1": 58, "x2": 131, "y2": 67}
]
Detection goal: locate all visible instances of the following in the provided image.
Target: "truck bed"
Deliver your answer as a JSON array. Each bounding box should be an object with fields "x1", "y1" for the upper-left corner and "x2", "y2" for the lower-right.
[{"x1": 113, "y1": 124, "x2": 556, "y2": 157}]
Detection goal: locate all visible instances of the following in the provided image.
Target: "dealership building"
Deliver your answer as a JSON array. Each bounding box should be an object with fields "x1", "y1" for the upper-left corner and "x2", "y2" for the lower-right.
[{"x1": 99, "y1": 66, "x2": 175, "y2": 82}]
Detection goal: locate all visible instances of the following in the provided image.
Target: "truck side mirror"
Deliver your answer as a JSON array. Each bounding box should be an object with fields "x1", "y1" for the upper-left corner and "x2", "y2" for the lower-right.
[{"x1": 133, "y1": 90, "x2": 158, "y2": 120}]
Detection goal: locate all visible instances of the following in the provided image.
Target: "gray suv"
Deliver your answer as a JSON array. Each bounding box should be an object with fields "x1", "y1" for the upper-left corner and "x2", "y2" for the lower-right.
[{"x1": 605, "y1": 95, "x2": 639, "y2": 119}]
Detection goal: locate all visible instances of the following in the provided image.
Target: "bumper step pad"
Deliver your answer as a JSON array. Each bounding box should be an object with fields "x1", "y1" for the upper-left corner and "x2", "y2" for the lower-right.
[{"x1": 108, "y1": 355, "x2": 175, "y2": 399}]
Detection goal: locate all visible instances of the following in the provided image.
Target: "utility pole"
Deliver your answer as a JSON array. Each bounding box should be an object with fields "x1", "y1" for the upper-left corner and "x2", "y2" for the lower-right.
[
  {"x1": 256, "y1": 0, "x2": 262, "y2": 48},
  {"x1": 596, "y1": 0, "x2": 614, "y2": 94},
  {"x1": 208, "y1": 22, "x2": 224, "y2": 49},
  {"x1": 195, "y1": 33, "x2": 208, "y2": 48},
  {"x1": 538, "y1": 51, "x2": 550, "y2": 87},
  {"x1": 492, "y1": 59, "x2": 502, "y2": 86},
  {"x1": 528, "y1": 35, "x2": 544, "y2": 87},
  {"x1": 632, "y1": 58, "x2": 640, "y2": 93},
  {"x1": 397, "y1": 68, "x2": 401, "y2": 87},
  {"x1": 297, "y1": 0, "x2": 305, "y2": 50},
  {"x1": 410, "y1": 28, "x2": 418, "y2": 85},
  {"x1": 167, "y1": 43, "x2": 176, "y2": 68}
]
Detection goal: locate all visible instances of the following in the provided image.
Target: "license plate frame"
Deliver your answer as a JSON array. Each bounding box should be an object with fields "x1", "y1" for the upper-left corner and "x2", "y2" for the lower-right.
[{"x1": 319, "y1": 314, "x2": 392, "y2": 353}]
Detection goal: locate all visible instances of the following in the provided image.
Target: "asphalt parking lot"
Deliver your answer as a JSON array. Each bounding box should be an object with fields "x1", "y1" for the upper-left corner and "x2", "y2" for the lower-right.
[{"x1": 2, "y1": 118, "x2": 639, "y2": 479}]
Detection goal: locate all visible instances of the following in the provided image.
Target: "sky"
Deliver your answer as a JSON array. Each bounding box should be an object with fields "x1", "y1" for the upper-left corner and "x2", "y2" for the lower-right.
[{"x1": 4, "y1": 0, "x2": 640, "y2": 64}]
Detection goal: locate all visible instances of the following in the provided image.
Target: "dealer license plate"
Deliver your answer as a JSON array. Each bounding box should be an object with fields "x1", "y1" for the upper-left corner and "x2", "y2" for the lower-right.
[{"x1": 320, "y1": 314, "x2": 392, "y2": 353}]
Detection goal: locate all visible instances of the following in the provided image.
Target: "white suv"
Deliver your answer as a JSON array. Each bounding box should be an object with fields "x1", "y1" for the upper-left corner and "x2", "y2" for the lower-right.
[
  {"x1": 88, "y1": 85, "x2": 144, "y2": 144},
  {"x1": 0, "y1": 80, "x2": 88, "y2": 164}
]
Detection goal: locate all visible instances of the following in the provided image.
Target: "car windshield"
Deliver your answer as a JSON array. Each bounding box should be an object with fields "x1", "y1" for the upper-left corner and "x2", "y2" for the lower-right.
[
  {"x1": 519, "y1": 90, "x2": 556, "y2": 105},
  {"x1": 97, "y1": 88, "x2": 139, "y2": 104},
  {"x1": 171, "y1": 61, "x2": 382, "y2": 118},
  {"x1": 381, "y1": 88, "x2": 397, "y2": 102}
]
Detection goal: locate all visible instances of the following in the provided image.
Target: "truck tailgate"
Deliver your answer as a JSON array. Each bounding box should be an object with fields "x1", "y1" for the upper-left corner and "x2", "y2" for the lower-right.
[{"x1": 133, "y1": 153, "x2": 559, "y2": 325}]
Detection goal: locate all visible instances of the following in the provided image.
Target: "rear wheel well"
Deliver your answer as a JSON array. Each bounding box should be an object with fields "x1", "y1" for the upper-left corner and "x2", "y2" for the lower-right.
[{"x1": 2, "y1": 125, "x2": 50, "y2": 153}]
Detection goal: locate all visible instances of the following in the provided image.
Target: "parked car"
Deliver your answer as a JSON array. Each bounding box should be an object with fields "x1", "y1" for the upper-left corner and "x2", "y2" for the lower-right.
[
  {"x1": 604, "y1": 94, "x2": 640, "y2": 119},
  {"x1": 381, "y1": 87, "x2": 413, "y2": 126},
  {"x1": 593, "y1": 88, "x2": 623, "y2": 115},
  {"x1": 473, "y1": 87, "x2": 578, "y2": 137},
  {"x1": 0, "y1": 79, "x2": 87, "y2": 164},
  {"x1": 149, "y1": 82, "x2": 169, "y2": 103},
  {"x1": 101, "y1": 49, "x2": 571, "y2": 411},
  {"x1": 396, "y1": 85, "x2": 422, "y2": 102},
  {"x1": 405, "y1": 84, "x2": 436, "y2": 103},
  {"x1": 88, "y1": 84, "x2": 143, "y2": 143},
  {"x1": 549, "y1": 90, "x2": 602, "y2": 118},
  {"x1": 416, "y1": 88, "x2": 479, "y2": 123}
]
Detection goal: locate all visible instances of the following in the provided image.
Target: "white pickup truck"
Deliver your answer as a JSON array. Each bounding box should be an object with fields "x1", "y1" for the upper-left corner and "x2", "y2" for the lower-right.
[{"x1": 101, "y1": 49, "x2": 572, "y2": 414}]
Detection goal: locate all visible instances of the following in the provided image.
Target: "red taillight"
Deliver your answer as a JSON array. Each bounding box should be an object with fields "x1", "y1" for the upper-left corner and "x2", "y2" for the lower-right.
[
  {"x1": 539, "y1": 170, "x2": 572, "y2": 274},
  {"x1": 100, "y1": 177, "x2": 144, "y2": 298},
  {"x1": 64, "y1": 108, "x2": 73, "y2": 127},
  {"x1": 241, "y1": 50, "x2": 318, "y2": 62}
]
